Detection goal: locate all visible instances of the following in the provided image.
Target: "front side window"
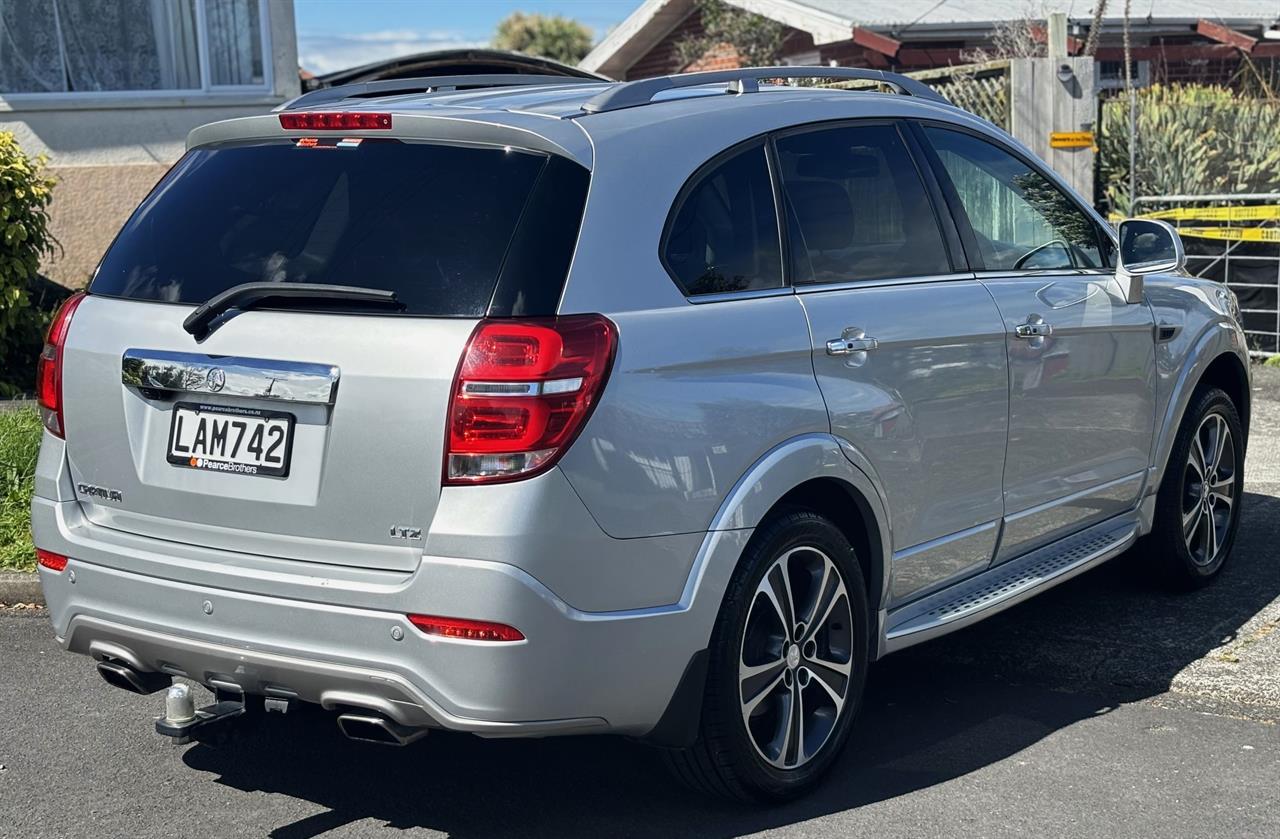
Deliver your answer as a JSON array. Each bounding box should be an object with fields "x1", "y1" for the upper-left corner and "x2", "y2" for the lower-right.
[
  {"x1": 924, "y1": 126, "x2": 1106, "y2": 271},
  {"x1": 776, "y1": 123, "x2": 952, "y2": 284},
  {"x1": 0, "y1": 0, "x2": 266, "y2": 94},
  {"x1": 663, "y1": 143, "x2": 783, "y2": 296}
]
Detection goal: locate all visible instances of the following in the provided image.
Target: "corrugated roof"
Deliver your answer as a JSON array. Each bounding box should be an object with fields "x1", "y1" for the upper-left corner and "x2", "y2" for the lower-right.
[{"x1": 793, "y1": 0, "x2": 1277, "y2": 29}]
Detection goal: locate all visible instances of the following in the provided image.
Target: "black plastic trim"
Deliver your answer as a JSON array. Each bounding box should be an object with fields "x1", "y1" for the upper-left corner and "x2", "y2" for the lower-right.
[
  {"x1": 643, "y1": 648, "x2": 709, "y2": 748},
  {"x1": 487, "y1": 155, "x2": 591, "y2": 317}
]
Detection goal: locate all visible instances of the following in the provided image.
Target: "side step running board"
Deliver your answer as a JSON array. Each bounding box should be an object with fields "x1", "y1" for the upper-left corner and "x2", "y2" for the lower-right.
[{"x1": 884, "y1": 516, "x2": 1139, "y2": 653}]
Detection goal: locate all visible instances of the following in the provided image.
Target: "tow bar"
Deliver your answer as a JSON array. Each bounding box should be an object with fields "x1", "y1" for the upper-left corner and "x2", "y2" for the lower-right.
[{"x1": 154, "y1": 682, "x2": 250, "y2": 745}]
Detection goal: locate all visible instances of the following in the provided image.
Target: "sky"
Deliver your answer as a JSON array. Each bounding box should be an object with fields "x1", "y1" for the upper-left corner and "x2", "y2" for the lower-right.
[{"x1": 294, "y1": 0, "x2": 639, "y2": 74}]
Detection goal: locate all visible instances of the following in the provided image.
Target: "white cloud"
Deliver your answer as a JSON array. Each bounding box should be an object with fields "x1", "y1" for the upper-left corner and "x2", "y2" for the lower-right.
[{"x1": 298, "y1": 29, "x2": 486, "y2": 75}]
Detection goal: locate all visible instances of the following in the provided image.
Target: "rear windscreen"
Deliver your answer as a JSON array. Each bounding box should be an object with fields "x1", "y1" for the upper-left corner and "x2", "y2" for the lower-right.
[{"x1": 91, "y1": 139, "x2": 562, "y2": 317}]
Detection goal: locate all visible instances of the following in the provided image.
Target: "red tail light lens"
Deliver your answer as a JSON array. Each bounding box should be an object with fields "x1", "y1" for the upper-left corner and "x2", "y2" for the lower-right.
[
  {"x1": 36, "y1": 549, "x2": 68, "y2": 572},
  {"x1": 36, "y1": 292, "x2": 86, "y2": 438},
  {"x1": 278, "y1": 112, "x2": 392, "y2": 131},
  {"x1": 407, "y1": 614, "x2": 525, "y2": 642},
  {"x1": 446, "y1": 315, "x2": 616, "y2": 484}
]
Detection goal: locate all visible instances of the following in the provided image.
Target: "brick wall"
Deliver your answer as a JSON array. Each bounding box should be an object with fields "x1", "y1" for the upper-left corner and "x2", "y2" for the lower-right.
[{"x1": 624, "y1": 6, "x2": 815, "y2": 79}]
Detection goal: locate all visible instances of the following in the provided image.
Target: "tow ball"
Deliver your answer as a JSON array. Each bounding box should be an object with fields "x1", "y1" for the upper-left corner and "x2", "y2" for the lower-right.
[{"x1": 154, "y1": 682, "x2": 250, "y2": 745}]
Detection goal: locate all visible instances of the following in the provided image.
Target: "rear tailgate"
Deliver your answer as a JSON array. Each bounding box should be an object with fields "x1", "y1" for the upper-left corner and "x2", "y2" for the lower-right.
[
  {"x1": 59, "y1": 128, "x2": 588, "y2": 571},
  {"x1": 63, "y1": 299, "x2": 471, "y2": 571}
]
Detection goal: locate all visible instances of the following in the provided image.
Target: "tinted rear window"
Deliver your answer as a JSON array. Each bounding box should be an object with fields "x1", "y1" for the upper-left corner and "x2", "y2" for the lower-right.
[{"x1": 91, "y1": 139, "x2": 565, "y2": 316}]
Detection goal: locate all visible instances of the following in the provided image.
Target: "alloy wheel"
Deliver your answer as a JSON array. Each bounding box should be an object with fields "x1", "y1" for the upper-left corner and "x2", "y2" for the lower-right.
[
  {"x1": 1182, "y1": 412, "x2": 1237, "y2": 567},
  {"x1": 739, "y1": 546, "x2": 853, "y2": 769}
]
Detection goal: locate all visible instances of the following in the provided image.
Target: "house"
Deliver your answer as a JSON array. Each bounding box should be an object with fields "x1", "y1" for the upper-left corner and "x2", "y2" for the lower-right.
[
  {"x1": 0, "y1": 0, "x2": 301, "y2": 288},
  {"x1": 582, "y1": 0, "x2": 1280, "y2": 89}
]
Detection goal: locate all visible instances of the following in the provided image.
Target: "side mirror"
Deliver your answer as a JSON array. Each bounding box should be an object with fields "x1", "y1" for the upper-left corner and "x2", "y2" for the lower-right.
[{"x1": 1116, "y1": 218, "x2": 1186, "y2": 304}]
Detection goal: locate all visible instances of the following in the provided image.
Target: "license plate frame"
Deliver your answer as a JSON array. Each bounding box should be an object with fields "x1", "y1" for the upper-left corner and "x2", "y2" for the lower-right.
[{"x1": 166, "y1": 402, "x2": 296, "y2": 478}]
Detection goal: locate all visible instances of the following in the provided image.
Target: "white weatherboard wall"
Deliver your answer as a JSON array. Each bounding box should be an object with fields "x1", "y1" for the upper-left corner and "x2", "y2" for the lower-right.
[{"x1": 0, "y1": 1, "x2": 300, "y2": 288}]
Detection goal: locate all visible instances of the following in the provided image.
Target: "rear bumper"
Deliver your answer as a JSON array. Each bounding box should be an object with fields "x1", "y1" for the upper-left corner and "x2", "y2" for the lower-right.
[{"x1": 33, "y1": 496, "x2": 742, "y2": 737}]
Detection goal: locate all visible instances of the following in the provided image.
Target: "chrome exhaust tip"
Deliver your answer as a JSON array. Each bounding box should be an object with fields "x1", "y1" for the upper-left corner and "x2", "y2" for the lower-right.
[
  {"x1": 96, "y1": 659, "x2": 172, "y2": 695},
  {"x1": 336, "y1": 713, "x2": 428, "y2": 746}
]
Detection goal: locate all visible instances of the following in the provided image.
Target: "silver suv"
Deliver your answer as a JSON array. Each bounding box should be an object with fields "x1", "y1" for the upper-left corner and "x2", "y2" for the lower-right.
[{"x1": 32, "y1": 68, "x2": 1250, "y2": 801}]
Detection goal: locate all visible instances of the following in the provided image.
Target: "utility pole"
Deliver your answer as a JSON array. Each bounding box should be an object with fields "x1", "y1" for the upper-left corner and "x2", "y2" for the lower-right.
[{"x1": 1124, "y1": 0, "x2": 1136, "y2": 212}]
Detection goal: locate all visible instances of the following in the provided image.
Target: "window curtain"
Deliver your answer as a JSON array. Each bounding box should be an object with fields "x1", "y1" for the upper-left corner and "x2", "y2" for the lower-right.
[
  {"x1": 0, "y1": 0, "x2": 202, "y2": 93},
  {"x1": 206, "y1": 0, "x2": 262, "y2": 86},
  {"x1": 55, "y1": 0, "x2": 199, "y2": 91},
  {"x1": 0, "y1": 0, "x2": 65, "y2": 92}
]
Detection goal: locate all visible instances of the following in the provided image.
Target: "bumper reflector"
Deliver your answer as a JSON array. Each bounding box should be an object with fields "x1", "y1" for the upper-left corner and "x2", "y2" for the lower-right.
[
  {"x1": 407, "y1": 614, "x2": 524, "y2": 642},
  {"x1": 36, "y1": 549, "x2": 68, "y2": 572}
]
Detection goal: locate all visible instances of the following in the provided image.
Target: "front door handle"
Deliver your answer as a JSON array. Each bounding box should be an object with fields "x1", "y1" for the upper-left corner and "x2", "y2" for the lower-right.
[
  {"x1": 1014, "y1": 316, "x2": 1053, "y2": 339},
  {"x1": 826, "y1": 335, "x2": 879, "y2": 355}
]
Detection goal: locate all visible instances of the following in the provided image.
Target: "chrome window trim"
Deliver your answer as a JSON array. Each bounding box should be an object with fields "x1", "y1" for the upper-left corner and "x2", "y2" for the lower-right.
[
  {"x1": 973, "y1": 268, "x2": 1116, "y2": 281},
  {"x1": 792, "y1": 272, "x2": 977, "y2": 295},
  {"x1": 121, "y1": 349, "x2": 340, "y2": 405},
  {"x1": 686, "y1": 286, "x2": 797, "y2": 304}
]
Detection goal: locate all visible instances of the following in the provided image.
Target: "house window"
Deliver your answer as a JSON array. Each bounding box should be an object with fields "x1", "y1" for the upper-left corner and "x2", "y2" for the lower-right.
[
  {"x1": 1098, "y1": 60, "x2": 1150, "y2": 91},
  {"x1": 0, "y1": 0, "x2": 269, "y2": 95}
]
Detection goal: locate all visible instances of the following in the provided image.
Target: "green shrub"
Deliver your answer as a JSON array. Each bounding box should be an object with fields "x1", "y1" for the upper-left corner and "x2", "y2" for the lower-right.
[
  {"x1": 0, "y1": 406, "x2": 40, "y2": 571},
  {"x1": 1099, "y1": 85, "x2": 1280, "y2": 215},
  {"x1": 0, "y1": 131, "x2": 58, "y2": 398}
]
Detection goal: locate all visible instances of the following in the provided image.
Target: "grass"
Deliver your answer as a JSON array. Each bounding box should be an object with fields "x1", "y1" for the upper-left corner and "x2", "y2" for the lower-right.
[
  {"x1": 0, "y1": 406, "x2": 41, "y2": 572},
  {"x1": 1264, "y1": 354, "x2": 1280, "y2": 368}
]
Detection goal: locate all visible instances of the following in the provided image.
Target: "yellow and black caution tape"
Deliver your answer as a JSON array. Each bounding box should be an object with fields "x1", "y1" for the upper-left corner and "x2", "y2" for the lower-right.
[
  {"x1": 1106, "y1": 203, "x2": 1280, "y2": 241},
  {"x1": 1136, "y1": 205, "x2": 1280, "y2": 222},
  {"x1": 1173, "y1": 226, "x2": 1280, "y2": 243}
]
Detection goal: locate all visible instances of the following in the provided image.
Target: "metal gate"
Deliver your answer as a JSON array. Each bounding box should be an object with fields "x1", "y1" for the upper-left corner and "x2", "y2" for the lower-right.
[{"x1": 1131, "y1": 194, "x2": 1280, "y2": 357}]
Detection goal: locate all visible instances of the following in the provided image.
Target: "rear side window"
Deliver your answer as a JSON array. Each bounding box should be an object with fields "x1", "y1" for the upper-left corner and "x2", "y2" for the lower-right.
[
  {"x1": 923, "y1": 127, "x2": 1108, "y2": 271},
  {"x1": 91, "y1": 139, "x2": 578, "y2": 317},
  {"x1": 663, "y1": 142, "x2": 783, "y2": 296},
  {"x1": 776, "y1": 123, "x2": 951, "y2": 284}
]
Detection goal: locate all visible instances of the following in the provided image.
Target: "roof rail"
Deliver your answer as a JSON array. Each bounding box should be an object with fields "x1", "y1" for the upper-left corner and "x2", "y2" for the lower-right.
[
  {"x1": 580, "y1": 66, "x2": 948, "y2": 115},
  {"x1": 278, "y1": 74, "x2": 604, "y2": 112}
]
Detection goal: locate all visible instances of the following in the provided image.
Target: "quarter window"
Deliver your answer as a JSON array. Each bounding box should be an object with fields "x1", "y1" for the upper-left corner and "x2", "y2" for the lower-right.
[
  {"x1": 776, "y1": 123, "x2": 951, "y2": 284},
  {"x1": 924, "y1": 127, "x2": 1107, "y2": 271},
  {"x1": 663, "y1": 143, "x2": 783, "y2": 296}
]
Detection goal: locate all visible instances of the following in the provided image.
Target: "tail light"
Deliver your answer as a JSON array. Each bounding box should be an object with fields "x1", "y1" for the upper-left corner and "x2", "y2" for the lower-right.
[
  {"x1": 36, "y1": 292, "x2": 86, "y2": 438},
  {"x1": 445, "y1": 315, "x2": 616, "y2": 485},
  {"x1": 408, "y1": 614, "x2": 525, "y2": 642},
  {"x1": 36, "y1": 549, "x2": 68, "y2": 572}
]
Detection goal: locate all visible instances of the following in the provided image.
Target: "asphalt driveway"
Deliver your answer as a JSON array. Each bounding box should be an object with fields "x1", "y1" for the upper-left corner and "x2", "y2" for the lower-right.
[{"x1": 1, "y1": 369, "x2": 1277, "y2": 838}]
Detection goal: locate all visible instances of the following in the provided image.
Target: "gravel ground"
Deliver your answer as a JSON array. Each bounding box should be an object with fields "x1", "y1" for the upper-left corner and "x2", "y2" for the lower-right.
[{"x1": 1, "y1": 366, "x2": 1277, "y2": 838}]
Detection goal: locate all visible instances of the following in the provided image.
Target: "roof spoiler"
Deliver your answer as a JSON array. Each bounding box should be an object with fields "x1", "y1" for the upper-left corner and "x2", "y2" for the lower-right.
[
  {"x1": 276, "y1": 74, "x2": 604, "y2": 112},
  {"x1": 579, "y1": 66, "x2": 949, "y2": 115}
]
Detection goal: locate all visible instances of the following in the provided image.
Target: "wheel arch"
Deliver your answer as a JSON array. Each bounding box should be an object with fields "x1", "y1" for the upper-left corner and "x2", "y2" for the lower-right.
[
  {"x1": 764, "y1": 477, "x2": 885, "y2": 624},
  {"x1": 1152, "y1": 326, "x2": 1251, "y2": 492},
  {"x1": 687, "y1": 433, "x2": 892, "y2": 628},
  {"x1": 1198, "y1": 351, "x2": 1251, "y2": 442}
]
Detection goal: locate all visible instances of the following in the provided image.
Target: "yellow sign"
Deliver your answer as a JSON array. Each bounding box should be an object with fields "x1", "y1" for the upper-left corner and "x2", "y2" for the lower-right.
[{"x1": 1049, "y1": 131, "x2": 1094, "y2": 148}]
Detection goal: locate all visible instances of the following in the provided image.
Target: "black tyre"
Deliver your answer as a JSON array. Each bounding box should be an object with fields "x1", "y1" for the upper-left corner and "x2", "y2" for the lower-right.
[
  {"x1": 666, "y1": 510, "x2": 870, "y2": 801},
  {"x1": 1144, "y1": 386, "x2": 1244, "y2": 589}
]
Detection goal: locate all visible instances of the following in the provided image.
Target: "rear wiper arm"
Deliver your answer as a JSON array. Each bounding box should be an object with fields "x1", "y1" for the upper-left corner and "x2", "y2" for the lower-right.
[{"x1": 183, "y1": 282, "x2": 404, "y2": 340}]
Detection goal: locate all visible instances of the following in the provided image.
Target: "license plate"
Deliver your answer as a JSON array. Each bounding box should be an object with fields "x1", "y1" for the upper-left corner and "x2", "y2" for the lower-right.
[{"x1": 167, "y1": 403, "x2": 295, "y2": 478}]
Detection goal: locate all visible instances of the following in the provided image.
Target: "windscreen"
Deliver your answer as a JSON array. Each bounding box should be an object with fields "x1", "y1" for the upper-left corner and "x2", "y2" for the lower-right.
[{"x1": 90, "y1": 139, "x2": 552, "y2": 316}]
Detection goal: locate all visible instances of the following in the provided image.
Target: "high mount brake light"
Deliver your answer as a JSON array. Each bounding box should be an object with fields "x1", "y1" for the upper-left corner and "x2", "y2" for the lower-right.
[
  {"x1": 278, "y1": 112, "x2": 392, "y2": 131},
  {"x1": 445, "y1": 315, "x2": 616, "y2": 485},
  {"x1": 407, "y1": 614, "x2": 525, "y2": 642},
  {"x1": 36, "y1": 292, "x2": 86, "y2": 438}
]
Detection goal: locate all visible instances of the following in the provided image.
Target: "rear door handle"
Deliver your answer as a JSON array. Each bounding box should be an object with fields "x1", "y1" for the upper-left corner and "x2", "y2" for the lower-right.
[{"x1": 826, "y1": 335, "x2": 879, "y2": 355}]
